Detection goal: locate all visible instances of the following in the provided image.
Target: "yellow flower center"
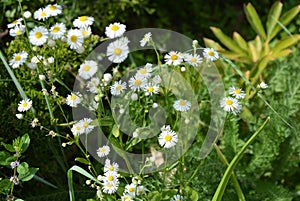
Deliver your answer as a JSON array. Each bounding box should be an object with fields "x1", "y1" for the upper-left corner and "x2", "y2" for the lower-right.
[
  {"x1": 208, "y1": 50, "x2": 215, "y2": 56},
  {"x1": 15, "y1": 29, "x2": 21, "y2": 35},
  {"x1": 107, "y1": 183, "x2": 113, "y2": 188},
  {"x1": 100, "y1": 148, "x2": 106, "y2": 153},
  {"x1": 12, "y1": 20, "x2": 17, "y2": 25},
  {"x1": 83, "y1": 122, "x2": 89, "y2": 128},
  {"x1": 22, "y1": 102, "x2": 28, "y2": 108},
  {"x1": 41, "y1": 12, "x2": 47, "y2": 17},
  {"x1": 190, "y1": 57, "x2": 197, "y2": 62},
  {"x1": 49, "y1": 5, "x2": 56, "y2": 10},
  {"x1": 52, "y1": 26, "x2": 60, "y2": 33},
  {"x1": 129, "y1": 187, "x2": 135, "y2": 192},
  {"x1": 139, "y1": 69, "x2": 146, "y2": 74},
  {"x1": 15, "y1": 55, "x2": 21, "y2": 61},
  {"x1": 75, "y1": 126, "x2": 81, "y2": 131},
  {"x1": 83, "y1": 30, "x2": 88, "y2": 36},
  {"x1": 179, "y1": 100, "x2": 186, "y2": 106},
  {"x1": 135, "y1": 80, "x2": 142, "y2": 86},
  {"x1": 70, "y1": 95, "x2": 77, "y2": 101},
  {"x1": 171, "y1": 54, "x2": 178, "y2": 60},
  {"x1": 35, "y1": 32, "x2": 42, "y2": 38},
  {"x1": 114, "y1": 48, "x2": 122, "y2": 55},
  {"x1": 83, "y1": 65, "x2": 91, "y2": 72},
  {"x1": 116, "y1": 85, "x2": 122, "y2": 91},
  {"x1": 107, "y1": 176, "x2": 114, "y2": 181},
  {"x1": 148, "y1": 87, "x2": 154, "y2": 93},
  {"x1": 165, "y1": 135, "x2": 172, "y2": 141},
  {"x1": 70, "y1": 35, "x2": 77, "y2": 42},
  {"x1": 109, "y1": 166, "x2": 114, "y2": 171},
  {"x1": 111, "y1": 24, "x2": 119, "y2": 31},
  {"x1": 79, "y1": 16, "x2": 87, "y2": 21},
  {"x1": 234, "y1": 89, "x2": 241, "y2": 94},
  {"x1": 225, "y1": 99, "x2": 233, "y2": 105}
]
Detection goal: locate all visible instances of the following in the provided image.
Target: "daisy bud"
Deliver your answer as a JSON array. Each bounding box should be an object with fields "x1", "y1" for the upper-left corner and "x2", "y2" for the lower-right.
[
  {"x1": 258, "y1": 81, "x2": 268, "y2": 89},
  {"x1": 152, "y1": 103, "x2": 158, "y2": 108},
  {"x1": 192, "y1": 40, "x2": 198, "y2": 47},
  {"x1": 23, "y1": 11, "x2": 32, "y2": 19},
  {"x1": 16, "y1": 114, "x2": 23, "y2": 119},
  {"x1": 47, "y1": 57, "x2": 54, "y2": 64},
  {"x1": 119, "y1": 108, "x2": 125, "y2": 114},
  {"x1": 86, "y1": 180, "x2": 91, "y2": 185},
  {"x1": 62, "y1": 143, "x2": 66, "y2": 147},
  {"x1": 39, "y1": 74, "x2": 46, "y2": 81},
  {"x1": 103, "y1": 73, "x2": 112, "y2": 83},
  {"x1": 130, "y1": 93, "x2": 138, "y2": 101},
  {"x1": 47, "y1": 39, "x2": 56, "y2": 47},
  {"x1": 181, "y1": 67, "x2": 186, "y2": 72},
  {"x1": 76, "y1": 46, "x2": 85, "y2": 54}
]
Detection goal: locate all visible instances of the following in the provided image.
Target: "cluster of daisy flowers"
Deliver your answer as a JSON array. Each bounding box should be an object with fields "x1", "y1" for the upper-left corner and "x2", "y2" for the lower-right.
[
  {"x1": 220, "y1": 86, "x2": 246, "y2": 115},
  {"x1": 7, "y1": 3, "x2": 95, "y2": 69}
]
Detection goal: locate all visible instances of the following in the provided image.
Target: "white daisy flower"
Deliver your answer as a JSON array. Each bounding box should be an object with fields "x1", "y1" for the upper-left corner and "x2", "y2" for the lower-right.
[
  {"x1": 45, "y1": 4, "x2": 62, "y2": 17},
  {"x1": 31, "y1": 118, "x2": 39, "y2": 128},
  {"x1": 66, "y1": 92, "x2": 82, "y2": 107},
  {"x1": 34, "y1": 8, "x2": 50, "y2": 21},
  {"x1": 121, "y1": 194, "x2": 133, "y2": 201},
  {"x1": 81, "y1": 26, "x2": 92, "y2": 38},
  {"x1": 164, "y1": 51, "x2": 183, "y2": 66},
  {"x1": 158, "y1": 129, "x2": 178, "y2": 148},
  {"x1": 173, "y1": 99, "x2": 191, "y2": 112},
  {"x1": 259, "y1": 81, "x2": 268, "y2": 89},
  {"x1": 49, "y1": 23, "x2": 66, "y2": 39},
  {"x1": 140, "y1": 32, "x2": 152, "y2": 47},
  {"x1": 220, "y1": 97, "x2": 242, "y2": 115},
  {"x1": 23, "y1": 11, "x2": 32, "y2": 19},
  {"x1": 73, "y1": 16, "x2": 94, "y2": 28},
  {"x1": 128, "y1": 75, "x2": 147, "y2": 91},
  {"x1": 143, "y1": 83, "x2": 159, "y2": 96},
  {"x1": 102, "y1": 180, "x2": 119, "y2": 194},
  {"x1": 203, "y1": 48, "x2": 219, "y2": 61},
  {"x1": 78, "y1": 60, "x2": 98, "y2": 80},
  {"x1": 104, "y1": 159, "x2": 119, "y2": 173},
  {"x1": 184, "y1": 53, "x2": 203, "y2": 66},
  {"x1": 17, "y1": 99, "x2": 32, "y2": 112},
  {"x1": 105, "y1": 22, "x2": 126, "y2": 39},
  {"x1": 110, "y1": 80, "x2": 127, "y2": 96},
  {"x1": 7, "y1": 18, "x2": 23, "y2": 28},
  {"x1": 9, "y1": 25, "x2": 26, "y2": 37},
  {"x1": 229, "y1": 86, "x2": 246, "y2": 99},
  {"x1": 87, "y1": 77, "x2": 100, "y2": 93},
  {"x1": 67, "y1": 29, "x2": 84, "y2": 50},
  {"x1": 9, "y1": 51, "x2": 28, "y2": 69},
  {"x1": 71, "y1": 121, "x2": 84, "y2": 136},
  {"x1": 137, "y1": 185, "x2": 147, "y2": 195},
  {"x1": 29, "y1": 26, "x2": 49, "y2": 46},
  {"x1": 97, "y1": 145, "x2": 110, "y2": 157},
  {"x1": 171, "y1": 194, "x2": 184, "y2": 201},
  {"x1": 31, "y1": 55, "x2": 44, "y2": 64},
  {"x1": 125, "y1": 183, "x2": 137, "y2": 197},
  {"x1": 136, "y1": 63, "x2": 153, "y2": 78},
  {"x1": 79, "y1": 118, "x2": 95, "y2": 134},
  {"x1": 106, "y1": 37, "x2": 130, "y2": 63},
  {"x1": 102, "y1": 171, "x2": 119, "y2": 184}
]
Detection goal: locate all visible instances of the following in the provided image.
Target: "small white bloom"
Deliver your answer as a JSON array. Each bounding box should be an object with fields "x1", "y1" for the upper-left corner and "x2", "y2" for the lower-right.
[
  {"x1": 23, "y1": 11, "x2": 32, "y2": 18},
  {"x1": 67, "y1": 29, "x2": 84, "y2": 50},
  {"x1": 79, "y1": 118, "x2": 95, "y2": 134},
  {"x1": 121, "y1": 194, "x2": 133, "y2": 201},
  {"x1": 181, "y1": 67, "x2": 186, "y2": 72},
  {"x1": 152, "y1": 103, "x2": 158, "y2": 108},
  {"x1": 97, "y1": 145, "x2": 110, "y2": 157},
  {"x1": 103, "y1": 73, "x2": 112, "y2": 83},
  {"x1": 171, "y1": 194, "x2": 184, "y2": 201},
  {"x1": 9, "y1": 51, "x2": 28, "y2": 68},
  {"x1": 87, "y1": 77, "x2": 100, "y2": 93},
  {"x1": 39, "y1": 74, "x2": 46, "y2": 81},
  {"x1": 110, "y1": 80, "x2": 127, "y2": 96},
  {"x1": 229, "y1": 86, "x2": 245, "y2": 99},
  {"x1": 105, "y1": 22, "x2": 126, "y2": 39},
  {"x1": 78, "y1": 60, "x2": 98, "y2": 80},
  {"x1": 71, "y1": 121, "x2": 84, "y2": 136},
  {"x1": 31, "y1": 118, "x2": 39, "y2": 128},
  {"x1": 45, "y1": 4, "x2": 62, "y2": 17},
  {"x1": 173, "y1": 99, "x2": 191, "y2": 112},
  {"x1": 47, "y1": 57, "x2": 54, "y2": 64},
  {"x1": 164, "y1": 51, "x2": 183, "y2": 66},
  {"x1": 47, "y1": 39, "x2": 56, "y2": 47},
  {"x1": 76, "y1": 46, "x2": 85, "y2": 54},
  {"x1": 137, "y1": 185, "x2": 147, "y2": 195},
  {"x1": 140, "y1": 32, "x2": 152, "y2": 47},
  {"x1": 158, "y1": 128, "x2": 178, "y2": 148},
  {"x1": 220, "y1": 97, "x2": 242, "y2": 115},
  {"x1": 125, "y1": 183, "x2": 137, "y2": 197},
  {"x1": 31, "y1": 55, "x2": 44, "y2": 64},
  {"x1": 106, "y1": 37, "x2": 130, "y2": 63},
  {"x1": 136, "y1": 63, "x2": 153, "y2": 78},
  {"x1": 203, "y1": 48, "x2": 219, "y2": 61},
  {"x1": 81, "y1": 26, "x2": 92, "y2": 38},
  {"x1": 9, "y1": 25, "x2": 26, "y2": 37},
  {"x1": 17, "y1": 99, "x2": 32, "y2": 112},
  {"x1": 128, "y1": 75, "x2": 147, "y2": 91},
  {"x1": 73, "y1": 16, "x2": 94, "y2": 28},
  {"x1": 131, "y1": 93, "x2": 138, "y2": 101},
  {"x1": 143, "y1": 83, "x2": 159, "y2": 96},
  {"x1": 34, "y1": 8, "x2": 50, "y2": 21},
  {"x1": 10, "y1": 161, "x2": 20, "y2": 169},
  {"x1": 49, "y1": 23, "x2": 66, "y2": 39},
  {"x1": 104, "y1": 159, "x2": 119, "y2": 173},
  {"x1": 102, "y1": 180, "x2": 119, "y2": 194},
  {"x1": 66, "y1": 92, "x2": 82, "y2": 107},
  {"x1": 184, "y1": 53, "x2": 203, "y2": 67},
  {"x1": 16, "y1": 114, "x2": 23, "y2": 119},
  {"x1": 7, "y1": 18, "x2": 23, "y2": 28},
  {"x1": 29, "y1": 26, "x2": 49, "y2": 46},
  {"x1": 259, "y1": 81, "x2": 268, "y2": 89}
]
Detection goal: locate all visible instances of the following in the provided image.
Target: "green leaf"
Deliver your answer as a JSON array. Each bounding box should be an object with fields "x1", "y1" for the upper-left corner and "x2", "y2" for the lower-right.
[
  {"x1": 162, "y1": 189, "x2": 178, "y2": 200},
  {"x1": 233, "y1": 32, "x2": 248, "y2": 51},
  {"x1": 75, "y1": 157, "x2": 90, "y2": 165},
  {"x1": 266, "y1": 1, "x2": 283, "y2": 40},
  {"x1": 0, "y1": 179, "x2": 12, "y2": 194},
  {"x1": 269, "y1": 5, "x2": 300, "y2": 41},
  {"x1": 212, "y1": 117, "x2": 270, "y2": 201},
  {"x1": 1, "y1": 142, "x2": 15, "y2": 153},
  {"x1": 210, "y1": 27, "x2": 246, "y2": 54},
  {"x1": 244, "y1": 3, "x2": 267, "y2": 40},
  {"x1": 203, "y1": 37, "x2": 226, "y2": 51},
  {"x1": 0, "y1": 151, "x2": 11, "y2": 166},
  {"x1": 184, "y1": 186, "x2": 198, "y2": 201},
  {"x1": 111, "y1": 124, "x2": 120, "y2": 138},
  {"x1": 20, "y1": 167, "x2": 39, "y2": 182},
  {"x1": 148, "y1": 191, "x2": 162, "y2": 201},
  {"x1": 17, "y1": 162, "x2": 29, "y2": 175},
  {"x1": 271, "y1": 35, "x2": 300, "y2": 56},
  {"x1": 19, "y1": 133, "x2": 30, "y2": 154}
]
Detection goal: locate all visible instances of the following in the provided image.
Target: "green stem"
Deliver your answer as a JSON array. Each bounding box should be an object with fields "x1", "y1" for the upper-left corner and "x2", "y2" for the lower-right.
[
  {"x1": 214, "y1": 144, "x2": 246, "y2": 201},
  {"x1": 212, "y1": 117, "x2": 270, "y2": 201}
]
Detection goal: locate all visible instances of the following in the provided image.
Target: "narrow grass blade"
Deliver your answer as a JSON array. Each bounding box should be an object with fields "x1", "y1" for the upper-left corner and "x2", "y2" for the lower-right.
[{"x1": 33, "y1": 175, "x2": 57, "y2": 189}]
